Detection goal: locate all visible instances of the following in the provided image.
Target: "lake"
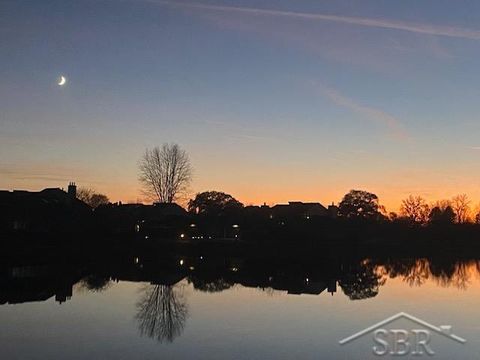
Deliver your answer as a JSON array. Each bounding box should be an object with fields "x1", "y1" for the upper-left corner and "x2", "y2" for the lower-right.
[{"x1": 1, "y1": 253, "x2": 479, "y2": 359}]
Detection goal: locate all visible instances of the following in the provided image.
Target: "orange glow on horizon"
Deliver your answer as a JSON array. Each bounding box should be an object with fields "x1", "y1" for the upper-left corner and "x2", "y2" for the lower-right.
[
  {"x1": 105, "y1": 185, "x2": 480, "y2": 215},
  {"x1": 3, "y1": 171, "x2": 480, "y2": 214}
]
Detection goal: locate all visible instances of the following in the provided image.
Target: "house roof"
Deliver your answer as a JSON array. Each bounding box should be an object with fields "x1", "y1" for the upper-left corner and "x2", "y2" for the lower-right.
[
  {"x1": 152, "y1": 202, "x2": 188, "y2": 216},
  {"x1": 0, "y1": 188, "x2": 91, "y2": 210},
  {"x1": 272, "y1": 201, "x2": 328, "y2": 213}
]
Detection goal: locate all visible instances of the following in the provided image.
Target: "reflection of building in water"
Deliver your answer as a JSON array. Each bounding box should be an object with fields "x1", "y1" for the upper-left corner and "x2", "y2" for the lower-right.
[
  {"x1": 104, "y1": 255, "x2": 341, "y2": 297},
  {"x1": 166, "y1": 256, "x2": 341, "y2": 296},
  {"x1": 2, "y1": 255, "x2": 478, "y2": 312},
  {"x1": 237, "y1": 275, "x2": 338, "y2": 296},
  {"x1": 0, "y1": 265, "x2": 80, "y2": 305},
  {"x1": 0, "y1": 254, "x2": 382, "y2": 308}
]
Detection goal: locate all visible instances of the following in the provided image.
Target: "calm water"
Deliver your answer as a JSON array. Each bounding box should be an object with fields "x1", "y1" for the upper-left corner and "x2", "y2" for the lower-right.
[{"x1": 1, "y1": 256, "x2": 480, "y2": 359}]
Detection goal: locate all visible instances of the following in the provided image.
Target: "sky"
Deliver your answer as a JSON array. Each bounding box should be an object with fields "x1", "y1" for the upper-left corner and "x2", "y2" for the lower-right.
[{"x1": 1, "y1": 0, "x2": 480, "y2": 211}]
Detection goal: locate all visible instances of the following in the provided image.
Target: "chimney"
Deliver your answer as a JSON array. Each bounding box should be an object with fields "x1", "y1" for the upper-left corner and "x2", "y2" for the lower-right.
[{"x1": 68, "y1": 182, "x2": 77, "y2": 198}]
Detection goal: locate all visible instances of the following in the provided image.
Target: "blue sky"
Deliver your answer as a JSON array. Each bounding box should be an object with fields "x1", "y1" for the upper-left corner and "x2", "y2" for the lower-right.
[{"x1": 2, "y1": 0, "x2": 480, "y2": 209}]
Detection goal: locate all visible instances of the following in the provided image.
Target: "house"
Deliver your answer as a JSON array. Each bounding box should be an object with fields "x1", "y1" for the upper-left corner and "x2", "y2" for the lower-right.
[
  {"x1": 150, "y1": 202, "x2": 188, "y2": 217},
  {"x1": 328, "y1": 203, "x2": 339, "y2": 218},
  {"x1": 271, "y1": 201, "x2": 329, "y2": 219},
  {"x1": 94, "y1": 202, "x2": 189, "y2": 236},
  {"x1": 0, "y1": 183, "x2": 92, "y2": 233},
  {"x1": 138, "y1": 203, "x2": 189, "y2": 238}
]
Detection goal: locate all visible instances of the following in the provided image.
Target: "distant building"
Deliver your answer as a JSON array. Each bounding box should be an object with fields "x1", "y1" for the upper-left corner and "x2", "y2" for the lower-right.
[
  {"x1": 0, "y1": 183, "x2": 92, "y2": 233},
  {"x1": 152, "y1": 202, "x2": 188, "y2": 217},
  {"x1": 328, "y1": 203, "x2": 339, "y2": 219},
  {"x1": 94, "y1": 202, "x2": 189, "y2": 237},
  {"x1": 271, "y1": 201, "x2": 329, "y2": 219}
]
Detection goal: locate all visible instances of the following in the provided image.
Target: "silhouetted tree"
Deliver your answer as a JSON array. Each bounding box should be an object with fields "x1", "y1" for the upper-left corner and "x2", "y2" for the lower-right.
[
  {"x1": 388, "y1": 212, "x2": 398, "y2": 221},
  {"x1": 139, "y1": 143, "x2": 192, "y2": 203},
  {"x1": 443, "y1": 206, "x2": 456, "y2": 224},
  {"x1": 136, "y1": 284, "x2": 188, "y2": 343},
  {"x1": 475, "y1": 212, "x2": 480, "y2": 224},
  {"x1": 338, "y1": 190, "x2": 380, "y2": 219},
  {"x1": 400, "y1": 195, "x2": 430, "y2": 224},
  {"x1": 188, "y1": 191, "x2": 243, "y2": 217},
  {"x1": 429, "y1": 206, "x2": 455, "y2": 225},
  {"x1": 76, "y1": 187, "x2": 93, "y2": 203},
  {"x1": 89, "y1": 193, "x2": 109, "y2": 208},
  {"x1": 76, "y1": 187, "x2": 110, "y2": 208},
  {"x1": 431, "y1": 199, "x2": 452, "y2": 211},
  {"x1": 451, "y1": 194, "x2": 471, "y2": 223},
  {"x1": 429, "y1": 206, "x2": 443, "y2": 224},
  {"x1": 339, "y1": 262, "x2": 386, "y2": 300}
]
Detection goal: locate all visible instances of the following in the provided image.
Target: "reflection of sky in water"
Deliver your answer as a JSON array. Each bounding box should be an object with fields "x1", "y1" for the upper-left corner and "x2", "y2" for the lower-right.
[{"x1": 1, "y1": 263, "x2": 480, "y2": 359}]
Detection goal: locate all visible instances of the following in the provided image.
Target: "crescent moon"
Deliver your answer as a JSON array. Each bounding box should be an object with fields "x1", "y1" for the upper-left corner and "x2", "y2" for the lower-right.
[{"x1": 58, "y1": 76, "x2": 66, "y2": 86}]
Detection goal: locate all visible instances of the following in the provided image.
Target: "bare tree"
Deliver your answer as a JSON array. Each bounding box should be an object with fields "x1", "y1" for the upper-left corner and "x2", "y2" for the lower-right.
[
  {"x1": 400, "y1": 195, "x2": 430, "y2": 224},
  {"x1": 89, "y1": 193, "x2": 110, "y2": 208},
  {"x1": 76, "y1": 187, "x2": 109, "y2": 208},
  {"x1": 139, "y1": 144, "x2": 192, "y2": 203},
  {"x1": 451, "y1": 194, "x2": 471, "y2": 223},
  {"x1": 474, "y1": 203, "x2": 480, "y2": 224},
  {"x1": 76, "y1": 187, "x2": 94, "y2": 203},
  {"x1": 475, "y1": 212, "x2": 480, "y2": 224}
]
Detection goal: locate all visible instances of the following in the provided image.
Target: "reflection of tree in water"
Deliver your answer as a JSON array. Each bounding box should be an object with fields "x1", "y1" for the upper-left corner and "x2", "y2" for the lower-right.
[
  {"x1": 372, "y1": 258, "x2": 476, "y2": 290},
  {"x1": 428, "y1": 259, "x2": 456, "y2": 287},
  {"x1": 136, "y1": 284, "x2": 188, "y2": 343},
  {"x1": 188, "y1": 275, "x2": 233, "y2": 293},
  {"x1": 402, "y1": 259, "x2": 431, "y2": 287},
  {"x1": 452, "y1": 262, "x2": 470, "y2": 289},
  {"x1": 430, "y1": 260, "x2": 470, "y2": 289},
  {"x1": 378, "y1": 259, "x2": 430, "y2": 287},
  {"x1": 339, "y1": 261, "x2": 386, "y2": 300},
  {"x1": 258, "y1": 286, "x2": 284, "y2": 297},
  {"x1": 79, "y1": 275, "x2": 112, "y2": 292}
]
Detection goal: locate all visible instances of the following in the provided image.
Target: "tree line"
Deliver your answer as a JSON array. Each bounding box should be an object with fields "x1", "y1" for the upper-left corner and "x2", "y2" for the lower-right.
[
  {"x1": 396, "y1": 194, "x2": 478, "y2": 225},
  {"x1": 78, "y1": 143, "x2": 480, "y2": 225}
]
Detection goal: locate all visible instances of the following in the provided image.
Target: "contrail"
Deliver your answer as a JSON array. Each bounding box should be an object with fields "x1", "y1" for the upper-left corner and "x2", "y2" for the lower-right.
[
  {"x1": 313, "y1": 82, "x2": 409, "y2": 141},
  {"x1": 153, "y1": 0, "x2": 480, "y2": 40}
]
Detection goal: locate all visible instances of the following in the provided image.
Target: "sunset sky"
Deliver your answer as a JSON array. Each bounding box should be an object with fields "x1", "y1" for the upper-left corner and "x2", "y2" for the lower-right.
[{"x1": 2, "y1": 0, "x2": 480, "y2": 211}]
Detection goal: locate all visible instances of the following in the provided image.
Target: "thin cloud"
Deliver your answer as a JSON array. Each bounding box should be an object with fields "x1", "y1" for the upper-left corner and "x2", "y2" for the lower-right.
[
  {"x1": 468, "y1": 146, "x2": 480, "y2": 150},
  {"x1": 204, "y1": 119, "x2": 280, "y2": 143},
  {"x1": 314, "y1": 83, "x2": 408, "y2": 140},
  {"x1": 154, "y1": 1, "x2": 480, "y2": 41},
  {"x1": 0, "y1": 164, "x2": 98, "y2": 185}
]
